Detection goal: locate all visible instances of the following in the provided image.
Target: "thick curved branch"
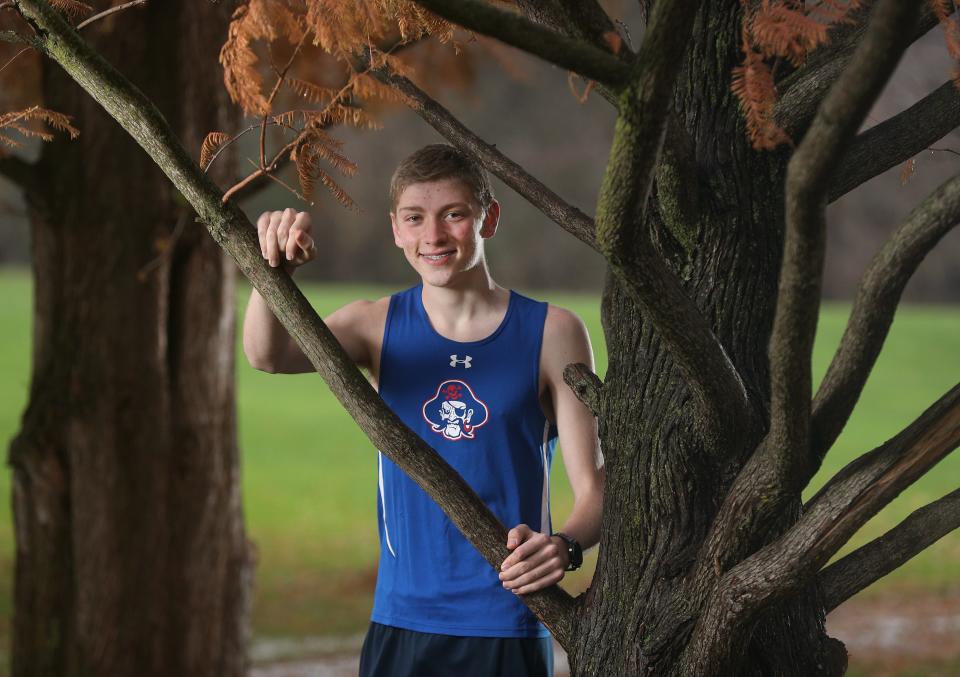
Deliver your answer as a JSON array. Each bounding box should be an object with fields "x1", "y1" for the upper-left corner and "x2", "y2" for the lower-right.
[
  {"x1": 775, "y1": 3, "x2": 938, "y2": 139},
  {"x1": 682, "y1": 383, "x2": 960, "y2": 675},
  {"x1": 771, "y1": 0, "x2": 920, "y2": 490},
  {"x1": 13, "y1": 0, "x2": 579, "y2": 646},
  {"x1": 515, "y1": 0, "x2": 622, "y2": 55},
  {"x1": 811, "y1": 172, "x2": 960, "y2": 466},
  {"x1": 829, "y1": 80, "x2": 960, "y2": 202},
  {"x1": 411, "y1": 0, "x2": 631, "y2": 87},
  {"x1": 683, "y1": 3, "x2": 925, "y2": 669},
  {"x1": 595, "y1": 0, "x2": 750, "y2": 455},
  {"x1": 818, "y1": 487, "x2": 960, "y2": 613},
  {"x1": 0, "y1": 153, "x2": 38, "y2": 192},
  {"x1": 370, "y1": 66, "x2": 597, "y2": 249},
  {"x1": 513, "y1": 0, "x2": 626, "y2": 105}
]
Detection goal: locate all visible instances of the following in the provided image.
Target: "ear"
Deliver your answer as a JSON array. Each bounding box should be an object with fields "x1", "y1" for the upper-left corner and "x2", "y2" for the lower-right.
[
  {"x1": 479, "y1": 199, "x2": 500, "y2": 239},
  {"x1": 390, "y1": 211, "x2": 403, "y2": 248}
]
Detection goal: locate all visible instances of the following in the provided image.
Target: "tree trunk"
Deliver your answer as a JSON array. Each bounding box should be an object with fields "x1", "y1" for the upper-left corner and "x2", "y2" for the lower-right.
[
  {"x1": 569, "y1": 4, "x2": 848, "y2": 675},
  {"x1": 7, "y1": 3, "x2": 254, "y2": 675}
]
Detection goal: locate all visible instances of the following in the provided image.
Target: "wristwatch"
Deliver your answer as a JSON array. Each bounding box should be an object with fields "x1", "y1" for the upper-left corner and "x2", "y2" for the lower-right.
[{"x1": 553, "y1": 532, "x2": 583, "y2": 571}]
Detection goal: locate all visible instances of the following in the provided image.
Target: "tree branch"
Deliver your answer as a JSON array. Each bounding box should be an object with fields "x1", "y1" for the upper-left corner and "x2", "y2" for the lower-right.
[
  {"x1": 411, "y1": 0, "x2": 631, "y2": 87},
  {"x1": 771, "y1": 0, "x2": 919, "y2": 484},
  {"x1": 594, "y1": 0, "x2": 751, "y2": 456},
  {"x1": 369, "y1": 65, "x2": 597, "y2": 249},
  {"x1": 515, "y1": 0, "x2": 623, "y2": 56},
  {"x1": 13, "y1": 0, "x2": 579, "y2": 646},
  {"x1": 828, "y1": 80, "x2": 960, "y2": 202},
  {"x1": 684, "y1": 1, "x2": 926, "y2": 665},
  {"x1": 563, "y1": 363, "x2": 603, "y2": 418},
  {"x1": 512, "y1": 0, "x2": 626, "y2": 105},
  {"x1": 818, "y1": 487, "x2": 960, "y2": 613},
  {"x1": 775, "y1": 2, "x2": 938, "y2": 139},
  {"x1": 811, "y1": 172, "x2": 960, "y2": 466},
  {"x1": 682, "y1": 383, "x2": 960, "y2": 675},
  {"x1": 0, "y1": 153, "x2": 38, "y2": 192}
]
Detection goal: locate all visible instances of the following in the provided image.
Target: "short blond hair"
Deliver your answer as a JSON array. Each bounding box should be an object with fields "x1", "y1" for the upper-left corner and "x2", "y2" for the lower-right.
[{"x1": 390, "y1": 144, "x2": 494, "y2": 212}]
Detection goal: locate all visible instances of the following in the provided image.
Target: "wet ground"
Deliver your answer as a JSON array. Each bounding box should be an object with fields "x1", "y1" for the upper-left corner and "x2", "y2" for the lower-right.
[{"x1": 250, "y1": 589, "x2": 960, "y2": 676}]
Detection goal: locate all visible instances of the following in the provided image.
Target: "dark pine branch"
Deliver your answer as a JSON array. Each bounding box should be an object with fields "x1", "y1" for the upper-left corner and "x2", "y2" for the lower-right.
[
  {"x1": 818, "y1": 487, "x2": 960, "y2": 613},
  {"x1": 411, "y1": 0, "x2": 631, "y2": 87},
  {"x1": 828, "y1": 80, "x2": 960, "y2": 202},
  {"x1": 691, "y1": 0, "x2": 926, "y2": 602},
  {"x1": 594, "y1": 0, "x2": 751, "y2": 455},
  {"x1": 811, "y1": 172, "x2": 960, "y2": 468},
  {"x1": 776, "y1": 2, "x2": 938, "y2": 139},
  {"x1": 683, "y1": 383, "x2": 960, "y2": 675},
  {"x1": 12, "y1": 0, "x2": 580, "y2": 646},
  {"x1": 370, "y1": 66, "x2": 598, "y2": 250}
]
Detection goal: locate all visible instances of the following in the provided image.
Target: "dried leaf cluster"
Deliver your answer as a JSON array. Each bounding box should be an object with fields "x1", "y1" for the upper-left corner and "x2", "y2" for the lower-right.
[
  {"x1": 0, "y1": 104, "x2": 79, "y2": 151},
  {"x1": 213, "y1": 0, "x2": 459, "y2": 206},
  {"x1": 733, "y1": 0, "x2": 960, "y2": 151},
  {"x1": 733, "y1": 0, "x2": 868, "y2": 150}
]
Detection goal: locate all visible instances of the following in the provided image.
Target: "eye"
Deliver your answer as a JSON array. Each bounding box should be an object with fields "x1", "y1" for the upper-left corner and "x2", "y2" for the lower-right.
[
  {"x1": 405, "y1": 214, "x2": 421, "y2": 223},
  {"x1": 446, "y1": 211, "x2": 464, "y2": 220}
]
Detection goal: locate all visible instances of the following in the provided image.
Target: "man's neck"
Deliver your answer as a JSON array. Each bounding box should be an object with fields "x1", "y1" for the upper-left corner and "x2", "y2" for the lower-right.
[{"x1": 420, "y1": 265, "x2": 510, "y2": 341}]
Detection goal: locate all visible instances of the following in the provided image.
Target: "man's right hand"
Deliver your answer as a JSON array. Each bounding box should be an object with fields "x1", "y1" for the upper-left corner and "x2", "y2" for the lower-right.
[{"x1": 256, "y1": 207, "x2": 316, "y2": 271}]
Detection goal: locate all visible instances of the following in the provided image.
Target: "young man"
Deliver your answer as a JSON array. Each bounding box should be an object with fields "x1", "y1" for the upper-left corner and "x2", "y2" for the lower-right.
[{"x1": 243, "y1": 144, "x2": 604, "y2": 676}]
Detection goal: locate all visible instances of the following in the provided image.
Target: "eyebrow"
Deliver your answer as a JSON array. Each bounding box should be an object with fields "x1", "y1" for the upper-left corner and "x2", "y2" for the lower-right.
[{"x1": 397, "y1": 202, "x2": 472, "y2": 213}]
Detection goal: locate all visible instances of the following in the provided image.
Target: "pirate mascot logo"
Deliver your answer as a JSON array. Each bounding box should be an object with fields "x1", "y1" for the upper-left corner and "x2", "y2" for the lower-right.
[{"x1": 422, "y1": 380, "x2": 489, "y2": 441}]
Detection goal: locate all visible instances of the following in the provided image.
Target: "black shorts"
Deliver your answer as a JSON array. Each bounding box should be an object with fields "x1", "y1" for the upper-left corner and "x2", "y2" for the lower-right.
[{"x1": 358, "y1": 621, "x2": 554, "y2": 677}]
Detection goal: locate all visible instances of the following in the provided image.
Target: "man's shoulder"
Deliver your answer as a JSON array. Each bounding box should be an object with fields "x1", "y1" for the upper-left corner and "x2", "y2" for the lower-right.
[
  {"x1": 538, "y1": 303, "x2": 595, "y2": 385},
  {"x1": 327, "y1": 295, "x2": 391, "y2": 338},
  {"x1": 542, "y1": 304, "x2": 589, "y2": 342}
]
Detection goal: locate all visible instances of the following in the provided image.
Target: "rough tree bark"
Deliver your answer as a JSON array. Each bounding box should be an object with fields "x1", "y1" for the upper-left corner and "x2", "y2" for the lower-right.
[
  {"x1": 8, "y1": 0, "x2": 960, "y2": 675},
  {"x1": 5, "y1": 2, "x2": 254, "y2": 675}
]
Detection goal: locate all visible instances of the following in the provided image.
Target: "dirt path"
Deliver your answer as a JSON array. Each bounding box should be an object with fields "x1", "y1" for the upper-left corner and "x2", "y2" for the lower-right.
[{"x1": 251, "y1": 589, "x2": 960, "y2": 676}]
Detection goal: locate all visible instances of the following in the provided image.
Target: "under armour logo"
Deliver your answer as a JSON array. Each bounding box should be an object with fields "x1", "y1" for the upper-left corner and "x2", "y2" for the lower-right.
[{"x1": 449, "y1": 354, "x2": 472, "y2": 368}]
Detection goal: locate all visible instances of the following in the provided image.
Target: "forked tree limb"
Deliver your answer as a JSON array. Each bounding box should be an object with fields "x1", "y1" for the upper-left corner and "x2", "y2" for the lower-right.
[
  {"x1": 775, "y1": 2, "x2": 938, "y2": 139},
  {"x1": 818, "y1": 487, "x2": 960, "y2": 613},
  {"x1": 828, "y1": 80, "x2": 960, "y2": 202},
  {"x1": 12, "y1": 0, "x2": 579, "y2": 646},
  {"x1": 682, "y1": 384, "x2": 960, "y2": 675},
  {"x1": 370, "y1": 65, "x2": 598, "y2": 249},
  {"x1": 411, "y1": 0, "x2": 631, "y2": 87},
  {"x1": 685, "y1": 0, "x2": 925, "y2": 659},
  {"x1": 811, "y1": 172, "x2": 960, "y2": 467},
  {"x1": 594, "y1": 0, "x2": 751, "y2": 455}
]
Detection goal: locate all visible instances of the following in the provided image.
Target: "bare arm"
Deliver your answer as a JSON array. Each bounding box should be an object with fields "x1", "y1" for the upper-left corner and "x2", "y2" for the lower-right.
[
  {"x1": 500, "y1": 306, "x2": 604, "y2": 595},
  {"x1": 242, "y1": 208, "x2": 375, "y2": 373}
]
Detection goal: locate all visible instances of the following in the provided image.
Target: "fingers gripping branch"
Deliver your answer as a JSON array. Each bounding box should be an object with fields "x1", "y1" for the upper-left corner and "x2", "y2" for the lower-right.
[
  {"x1": 595, "y1": 0, "x2": 751, "y2": 454},
  {"x1": 13, "y1": 0, "x2": 580, "y2": 647}
]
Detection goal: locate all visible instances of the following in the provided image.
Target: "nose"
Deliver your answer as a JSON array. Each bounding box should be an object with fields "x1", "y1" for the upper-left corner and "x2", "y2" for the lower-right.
[{"x1": 423, "y1": 216, "x2": 447, "y2": 244}]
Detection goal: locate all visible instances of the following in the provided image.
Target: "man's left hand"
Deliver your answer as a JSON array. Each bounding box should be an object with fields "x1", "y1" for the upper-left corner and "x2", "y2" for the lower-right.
[{"x1": 499, "y1": 524, "x2": 569, "y2": 595}]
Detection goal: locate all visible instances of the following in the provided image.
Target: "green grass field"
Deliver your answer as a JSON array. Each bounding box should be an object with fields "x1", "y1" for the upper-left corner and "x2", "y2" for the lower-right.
[{"x1": 0, "y1": 267, "x2": 958, "y2": 649}]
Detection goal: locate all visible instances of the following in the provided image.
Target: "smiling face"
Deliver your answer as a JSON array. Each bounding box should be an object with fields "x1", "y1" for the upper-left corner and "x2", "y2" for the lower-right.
[{"x1": 390, "y1": 178, "x2": 500, "y2": 289}]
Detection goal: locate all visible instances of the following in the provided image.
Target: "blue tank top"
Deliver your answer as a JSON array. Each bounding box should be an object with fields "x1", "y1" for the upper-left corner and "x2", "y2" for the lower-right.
[{"x1": 371, "y1": 284, "x2": 557, "y2": 638}]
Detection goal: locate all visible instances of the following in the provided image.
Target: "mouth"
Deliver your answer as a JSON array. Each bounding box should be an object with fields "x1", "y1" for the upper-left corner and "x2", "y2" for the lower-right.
[{"x1": 419, "y1": 250, "x2": 455, "y2": 264}]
